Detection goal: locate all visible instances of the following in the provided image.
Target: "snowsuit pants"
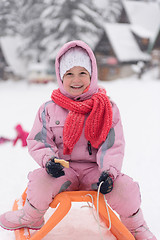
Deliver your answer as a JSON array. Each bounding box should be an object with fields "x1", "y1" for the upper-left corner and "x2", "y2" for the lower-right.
[{"x1": 27, "y1": 162, "x2": 141, "y2": 218}]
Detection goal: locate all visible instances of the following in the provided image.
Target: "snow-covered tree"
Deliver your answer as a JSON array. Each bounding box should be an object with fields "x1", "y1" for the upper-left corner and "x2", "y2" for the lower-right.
[
  {"x1": 0, "y1": 0, "x2": 20, "y2": 36},
  {"x1": 96, "y1": 0, "x2": 123, "y2": 23},
  {"x1": 0, "y1": 0, "x2": 124, "y2": 62},
  {"x1": 16, "y1": 0, "x2": 46, "y2": 61},
  {"x1": 6, "y1": 0, "x2": 103, "y2": 62},
  {"x1": 1, "y1": 0, "x2": 103, "y2": 62},
  {"x1": 38, "y1": 0, "x2": 103, "y2": 60}
]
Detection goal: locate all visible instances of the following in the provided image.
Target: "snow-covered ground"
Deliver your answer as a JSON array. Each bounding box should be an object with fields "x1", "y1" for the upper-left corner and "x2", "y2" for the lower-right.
[{"x1": 0, "y1": 68, "x2": 160, "y2": 239}]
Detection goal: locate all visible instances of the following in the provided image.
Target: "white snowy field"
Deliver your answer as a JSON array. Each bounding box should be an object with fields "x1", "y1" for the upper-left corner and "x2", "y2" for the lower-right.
[{"x1": 0, "y1": 68, "x2": 160, "y2": 240}]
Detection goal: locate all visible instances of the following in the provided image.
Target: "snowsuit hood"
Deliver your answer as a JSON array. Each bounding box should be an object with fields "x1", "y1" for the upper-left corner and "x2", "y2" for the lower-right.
[{"x1": 55, "y1": 40, "x2": 98, "y2": 101}]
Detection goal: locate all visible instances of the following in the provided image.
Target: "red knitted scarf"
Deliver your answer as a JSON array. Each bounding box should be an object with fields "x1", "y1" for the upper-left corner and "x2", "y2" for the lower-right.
[{"x1": 51, "y1": 88, "x2": 112, "y2": 155}]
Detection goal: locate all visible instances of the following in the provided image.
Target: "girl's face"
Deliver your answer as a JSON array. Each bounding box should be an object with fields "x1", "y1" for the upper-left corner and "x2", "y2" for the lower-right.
[{"x1": 63, "y1": 66, "x2": 91, "y2": 97}]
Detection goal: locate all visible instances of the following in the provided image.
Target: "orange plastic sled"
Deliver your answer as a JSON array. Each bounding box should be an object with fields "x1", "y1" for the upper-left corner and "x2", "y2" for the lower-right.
[{"x1": 13, "y1": 190, "x2": 135, "y2": 240}]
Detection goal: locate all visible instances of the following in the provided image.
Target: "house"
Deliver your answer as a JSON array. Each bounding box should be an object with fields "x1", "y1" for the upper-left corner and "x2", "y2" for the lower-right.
[
  {"x1": 151, "y1": 28, "x2": 160, "y2": 51},
  {"x1": 122, "y1": 0, "x2": 160, "y2": 63},
  {"x1": 95, "y1": 0, "x2": 160, "y2": 80},
  {"x1": 123, "y1": 1, "x2": 160, "y2": 76},
  {"x1": 148, "y1": 28, "x2": 160, "y2": 76},
  {"x1": 122, "y1": 0, "x2": 160, "y2": 39},
  {"x1": 95, "y1": 23, "x2": 150, "y2": 80}
]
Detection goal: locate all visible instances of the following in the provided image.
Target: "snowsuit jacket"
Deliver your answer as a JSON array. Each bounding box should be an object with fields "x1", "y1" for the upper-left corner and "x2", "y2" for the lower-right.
[{"x1": 27, "y1": 40, "x2": 125, "y2": 180}]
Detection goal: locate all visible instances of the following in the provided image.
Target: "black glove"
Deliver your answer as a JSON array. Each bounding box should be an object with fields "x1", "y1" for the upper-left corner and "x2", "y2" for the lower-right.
[
  {"x1": 97, "y1": 171, "x2": 114, "y2": 194},
  {"x1": 45, "y1": 157, "x2": 65, "y2": 178}
]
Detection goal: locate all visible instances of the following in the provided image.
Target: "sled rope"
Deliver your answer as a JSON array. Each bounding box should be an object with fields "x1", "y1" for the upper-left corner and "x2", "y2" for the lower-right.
[{"x1": 85, "y1": 181, "x2": 112, "y2": 240}]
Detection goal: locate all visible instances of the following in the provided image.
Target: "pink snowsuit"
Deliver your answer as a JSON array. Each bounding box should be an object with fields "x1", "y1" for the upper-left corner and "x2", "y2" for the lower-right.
[{"x1": 27, "y1": 40, "x2": 141, "y2": 217}]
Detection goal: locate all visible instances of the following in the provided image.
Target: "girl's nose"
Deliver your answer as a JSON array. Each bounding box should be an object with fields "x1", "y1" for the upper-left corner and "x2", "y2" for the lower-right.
[{"x1": 73, "y1": 75, "x2": 80, "y2": 82}]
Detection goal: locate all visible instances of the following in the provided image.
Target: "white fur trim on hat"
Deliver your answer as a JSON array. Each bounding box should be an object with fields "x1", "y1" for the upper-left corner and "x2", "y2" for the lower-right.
[{"x1": 60, "y1": 46, "x2": 92, "y2": 79}]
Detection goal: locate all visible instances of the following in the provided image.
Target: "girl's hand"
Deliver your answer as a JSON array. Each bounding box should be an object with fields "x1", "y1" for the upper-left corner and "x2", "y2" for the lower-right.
[
  {"x1": 45, "y1": 158, "x2": 65, "y2": 178},
  {"x1": 97, "y1": 171, "x2": 114, "y2": 194}
]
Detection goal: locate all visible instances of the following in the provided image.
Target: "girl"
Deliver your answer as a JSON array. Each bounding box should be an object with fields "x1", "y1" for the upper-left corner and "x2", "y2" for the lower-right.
[{"x1": 0, "y1": 40, "x2": 157, "y2": 240}]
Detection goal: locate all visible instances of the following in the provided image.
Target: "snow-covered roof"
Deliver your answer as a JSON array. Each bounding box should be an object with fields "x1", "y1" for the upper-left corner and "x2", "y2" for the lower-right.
[
  {"x1": 104, "y1": 23, "x2": 151, "y2": 62},
  {"x1": 130, "y1": 25, "x2": 152, "y2": 39},
  {"x1": 122, "y1": 0, "x2": 160, "y2": 41}
]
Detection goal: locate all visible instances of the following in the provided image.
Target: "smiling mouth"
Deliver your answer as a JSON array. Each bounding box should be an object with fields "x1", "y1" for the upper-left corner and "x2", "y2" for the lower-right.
[{"x1": 71, "y1": 86, "x2": 83, "y2": 89}]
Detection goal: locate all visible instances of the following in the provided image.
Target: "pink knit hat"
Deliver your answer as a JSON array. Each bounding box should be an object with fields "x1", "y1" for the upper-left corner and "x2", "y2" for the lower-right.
[{"x1": 59, "y1": 46, "x2": 92, "y2": 79}]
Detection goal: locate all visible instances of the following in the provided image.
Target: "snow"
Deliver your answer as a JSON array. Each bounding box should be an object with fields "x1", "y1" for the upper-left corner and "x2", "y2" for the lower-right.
[
  {"x1": 0, "y1": 68, "x2": 160, "y2": 240},
  {"x1": 93, "y1": 0, "x2": 108, "y2": 10},
  {"x1": 0, "y1": 36, "x2": 27, "y2": 76}
]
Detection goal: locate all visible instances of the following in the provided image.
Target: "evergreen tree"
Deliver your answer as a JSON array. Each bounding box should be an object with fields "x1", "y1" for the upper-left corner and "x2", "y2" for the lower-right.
[
  {"x1": 40, "y1": 0, "x2": 103, "y2": 60},
  {"x1": 97, "y1": 0, "x2": 123, "y2": 23},
  {"x1": 0, "y1": 0, "x2": 124, "y2": 62},
  {"x1": 7, "y1": 0, "x2": 103, "y2": 62},
  {"x1": 17, "y1": 0, "x2": 46, "y2": 61},
  {"x1": 0, "y1": 0, "x2": 20, "y2": 36}
]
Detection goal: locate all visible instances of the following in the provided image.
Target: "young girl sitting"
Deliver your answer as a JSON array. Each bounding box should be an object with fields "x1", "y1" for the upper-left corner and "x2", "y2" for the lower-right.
[{"x1": 0, "y1": 40, "x2": 157, "y2": 240}]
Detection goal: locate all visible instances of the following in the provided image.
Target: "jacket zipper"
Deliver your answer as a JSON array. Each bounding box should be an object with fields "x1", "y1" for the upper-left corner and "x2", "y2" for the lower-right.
[{"x1": 87, "y1": 141, "x2": 92, "y2": 155}]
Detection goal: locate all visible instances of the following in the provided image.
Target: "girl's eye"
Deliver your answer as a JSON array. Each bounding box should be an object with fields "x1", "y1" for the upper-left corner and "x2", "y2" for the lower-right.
[
  {"x1": 80, "y1": 72, "x2": 86, "y2": 75},
  {"x1": 66, "y1": 72, "x2": 72, "y2": 76}
]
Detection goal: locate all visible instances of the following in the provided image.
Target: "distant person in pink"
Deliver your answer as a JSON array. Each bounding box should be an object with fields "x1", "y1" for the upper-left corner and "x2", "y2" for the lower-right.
[
  {"x1": 13, "y1": 124, "x2": 29, "y2": 147},
  {"x1": 0, "y1": 40, "x2": 157, "y2": 240}
]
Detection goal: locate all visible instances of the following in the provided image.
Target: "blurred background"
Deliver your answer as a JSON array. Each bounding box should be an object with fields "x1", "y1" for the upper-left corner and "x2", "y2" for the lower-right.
[
  {"x1": 0, "y1": 1, "x2": 160, "y2": 239},
  {"x1": 0, "y1": 0, "x2": 160, "y2": 83}
]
